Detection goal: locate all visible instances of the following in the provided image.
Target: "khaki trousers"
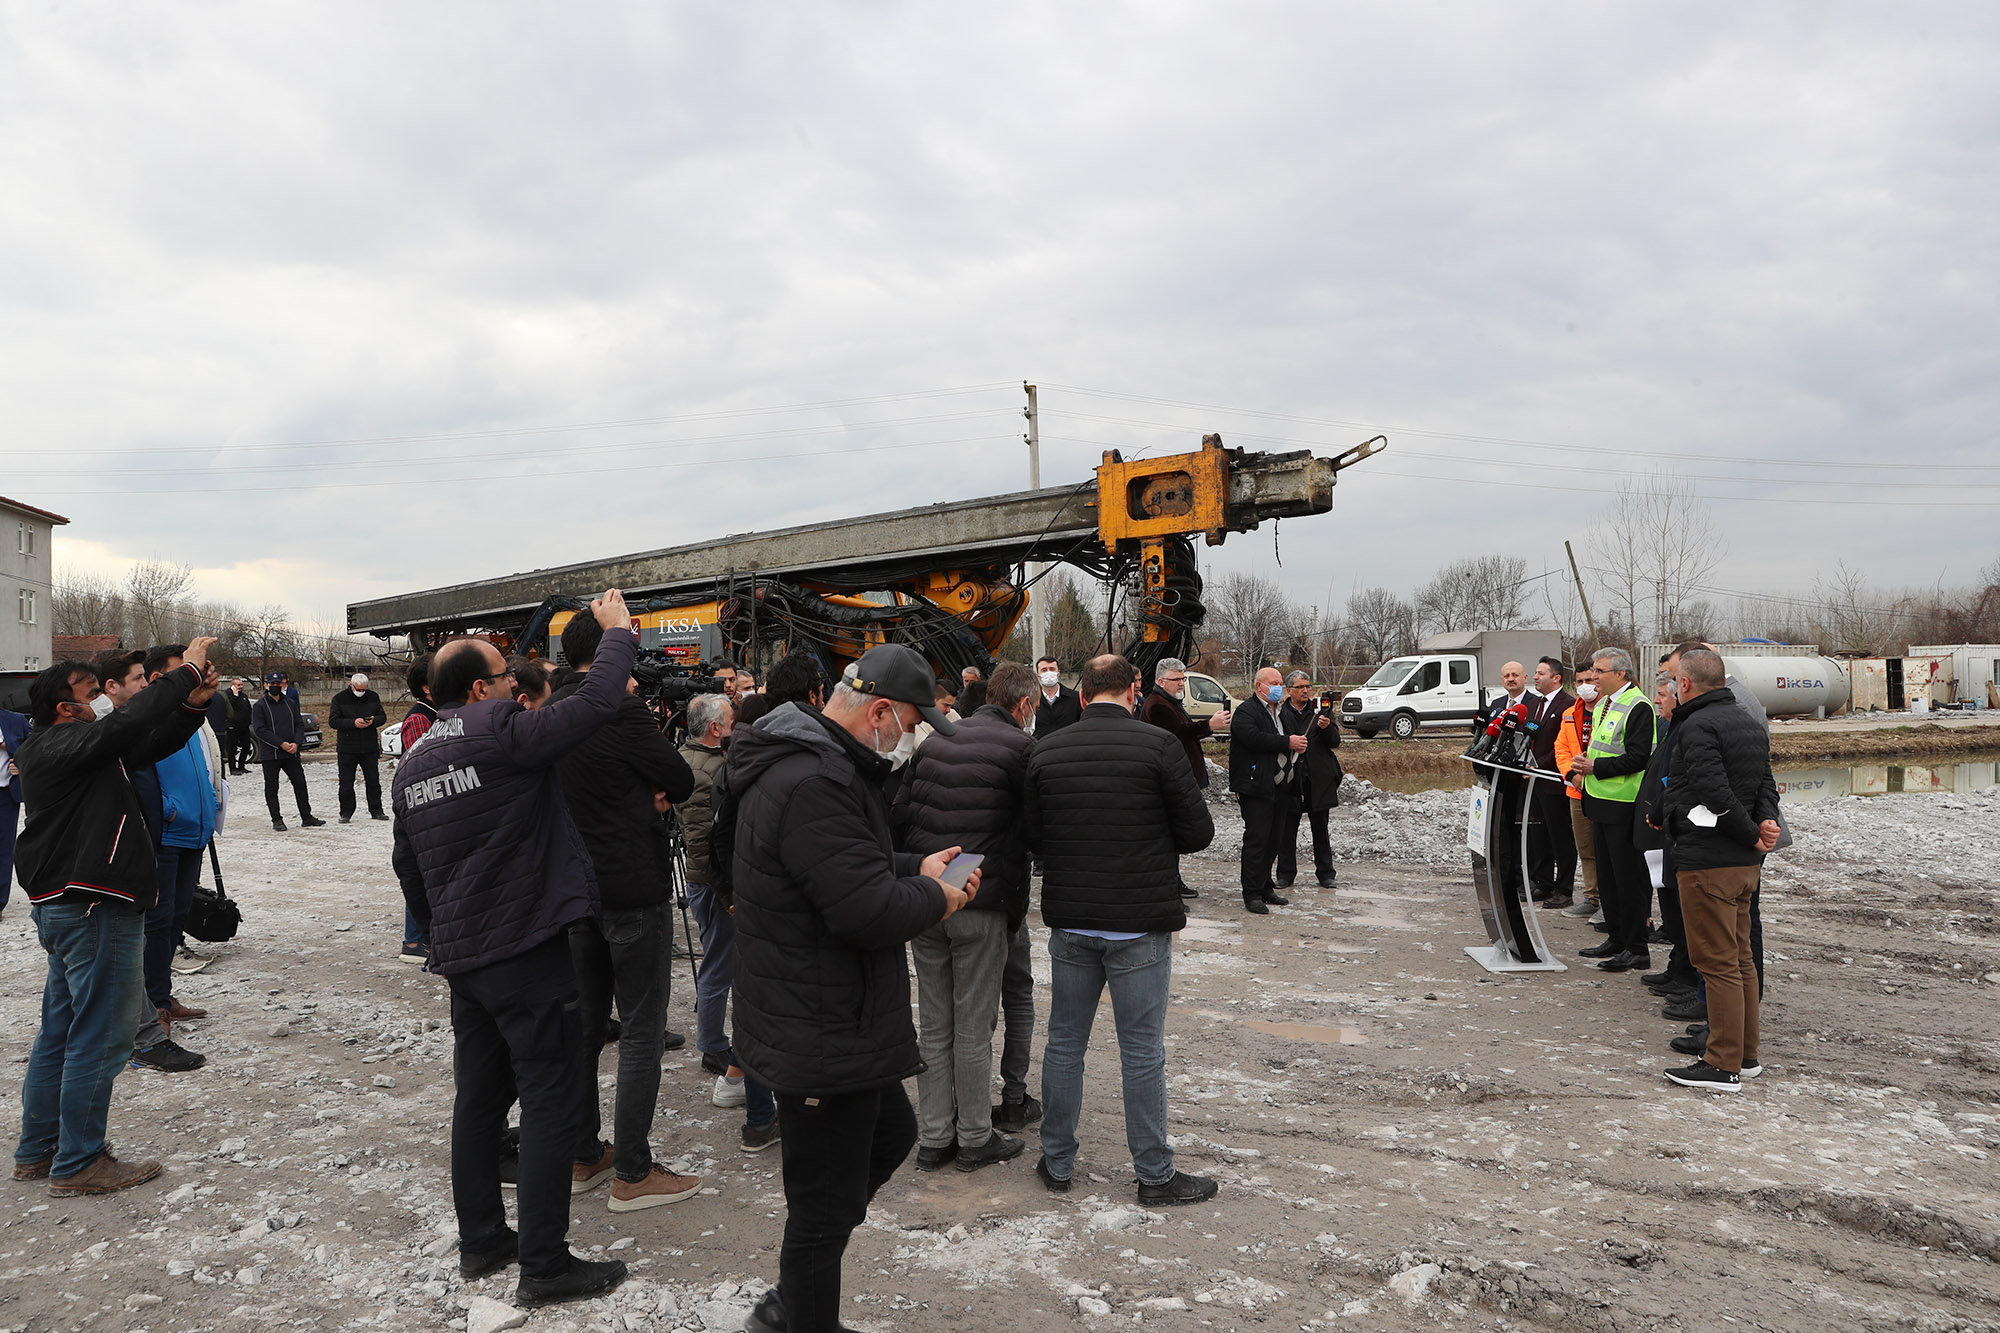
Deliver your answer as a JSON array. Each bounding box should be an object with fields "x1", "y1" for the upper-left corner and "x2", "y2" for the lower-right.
[
  {"x1": 1679, "y1": 866, "x2": 1762, "y2": 1073},
  {"x1": 1567, "y1": 797, "x2": 1598, "y2": 904}
]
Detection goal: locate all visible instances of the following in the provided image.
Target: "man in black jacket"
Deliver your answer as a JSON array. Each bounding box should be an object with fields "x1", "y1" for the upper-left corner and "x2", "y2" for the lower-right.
[
  {"x1": 13, "y1": 639, "x2": 217, "y2": 1198},
  {"x1": 1658, "y1": 649, "x2": 1780, "y2": 1092},
  {"x1": 1275, "y1": 672, "x2": 1341, "y2": 890},
  {"x1": 729, "y1": 643, "x2": 978, "y2": 1333},
  {"x1": 250, "y1": 672, "x2": 322, "y2": 830},
  {"x1": 894, "y1": 661, "x2": 1037, "y2": 1174},
  {"x1": 328, "y1": 672, "x2": 390, "y2": 823},
  {"x1": 1228, "y1": 666, "x2": 1305, "y2": 913},
  {"x1": 1032, "y1": 656, "x2": 1082, "y2": 737},
  {"x1": 1027, "y1": 654, "x2": 1217, "y2": 1207},
  {"x1": 1524, "y1": 657, "x2": 1577, "y2": 904},
  {"x1": 549, "y1": 611, "x2": 699, "y2": 1214},
  {"x1": 390, "y1": 590, "x2": 637, "y2": 1310},
  {"x1": 223, "y1": 679, "x2": 254, "y2": 773},
  {"x1": 1139, "y1": 658, "x2": 1229, "y2": 901}
]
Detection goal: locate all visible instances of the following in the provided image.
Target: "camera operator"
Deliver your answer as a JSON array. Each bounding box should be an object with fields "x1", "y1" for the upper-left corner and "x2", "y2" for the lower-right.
[
  {"x1": 390, "y1": 590, "x2": 639, "y2": 1308},
  {"x1": 548, "y1": 610, "x2": 699, "y2": 1213},
  {"x1": 1276, "y1": 672, "x2": 1342, "y2": 890}
]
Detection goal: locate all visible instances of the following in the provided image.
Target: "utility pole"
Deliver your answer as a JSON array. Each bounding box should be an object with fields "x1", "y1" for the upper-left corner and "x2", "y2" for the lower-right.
[
  {"x1": 1565, "y1": 540, "x2": 1602, "y2": 653},
  {"x1": 1025, "y1": 382, "x2": 1046, "y2": 662}
]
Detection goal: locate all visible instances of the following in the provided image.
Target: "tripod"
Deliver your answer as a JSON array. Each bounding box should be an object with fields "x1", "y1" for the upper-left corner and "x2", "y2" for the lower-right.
[{"x1": 660, "y1": 809, "x2": 704, "y2": 988}]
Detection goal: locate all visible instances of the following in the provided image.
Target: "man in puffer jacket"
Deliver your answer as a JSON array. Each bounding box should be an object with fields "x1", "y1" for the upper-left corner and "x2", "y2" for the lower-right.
[
  {"x1": 892, "y1": 660, "x2": 1037, "y2": 1175},
  {"x1": 728, "y1": 643, "x2": 979, "y2": 1333},
  {"x1": 13, "y1": 640, "x2": 217, "y2": 1198},
  {"x1": 389, "y1": 590, "x2": 638, "y2": 1311},
  {"x1": 1026, "y1": 654, "x2": 1216, "y2": 1208},
  {"x1": 1657, "y1": 648, "x2": 1780, "y2": 1094}
]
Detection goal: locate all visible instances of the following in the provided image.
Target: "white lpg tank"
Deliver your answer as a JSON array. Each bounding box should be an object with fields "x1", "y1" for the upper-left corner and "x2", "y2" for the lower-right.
[{"x1": 1721, "y1": 655, "x2": 1850, "y2": 718}]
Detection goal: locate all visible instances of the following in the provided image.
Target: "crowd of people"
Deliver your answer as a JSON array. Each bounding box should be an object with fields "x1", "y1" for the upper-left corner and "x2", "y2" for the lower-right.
[{"x1": 0, "y1": 602, "x2": 1783, "y2": 1329}]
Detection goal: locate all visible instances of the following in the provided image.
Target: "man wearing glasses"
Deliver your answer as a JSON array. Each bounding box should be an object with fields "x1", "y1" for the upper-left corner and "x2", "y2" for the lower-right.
[
  {"x1": 1139, "y1": 658, "x2": 1229, "y2": 900},
  {"x1": 391, "y1": 590, "x2": 643, "y2": 1310}
]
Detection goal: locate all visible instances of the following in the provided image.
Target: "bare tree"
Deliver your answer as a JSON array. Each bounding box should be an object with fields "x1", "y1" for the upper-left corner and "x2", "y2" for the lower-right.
[
  {"x1": 1042, "y1": 573, "x2": 1099, "y2": 672},
  {"x1": 243, "y1": 604, "x2": 297, "y2": 683},
  {"x1": 1207, "y1": 572, "x2": 1296, "y2": 672},
  {"x1": 1583, "y1": 473, "x2": 1726, "y2": 643},
  {"x1": 1414, "y1": 554, "x2": 1532, "y2": 636},
  {"x1": 123, "y1": 560, "x2": 196, "y2": 646},
  {"x1": 51, "y1": 568, "x2": 125, "y2": 638},
  {"x1": 1344, "y1": 586, "x2": 1416, "y2": 662}
]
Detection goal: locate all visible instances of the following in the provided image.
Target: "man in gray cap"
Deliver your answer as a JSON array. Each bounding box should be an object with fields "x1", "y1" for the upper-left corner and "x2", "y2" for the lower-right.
[{"x1": 727, "y1": 643, "x2": 984, "y2": 1333}]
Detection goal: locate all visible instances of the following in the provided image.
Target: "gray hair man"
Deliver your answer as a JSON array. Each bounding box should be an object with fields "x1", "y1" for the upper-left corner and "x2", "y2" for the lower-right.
[
  {"x1": 1276, "y1": 669, "x2": 1342, "y2": 891},
  {"x1": 1227, "y1": 666, "x2": 1307, "y2": 912},
  {"x1": 329, "y1": 669, "x2": 389, "y2": 824},
  {"x1": 1570, "y1": 647, "x2": 1658, "y2": 973}
]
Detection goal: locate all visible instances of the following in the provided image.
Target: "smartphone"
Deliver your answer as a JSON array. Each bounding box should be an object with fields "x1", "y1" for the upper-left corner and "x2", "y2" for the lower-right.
[{"x1": 939, "y1": 853, "x2": 984, "y2": 891}]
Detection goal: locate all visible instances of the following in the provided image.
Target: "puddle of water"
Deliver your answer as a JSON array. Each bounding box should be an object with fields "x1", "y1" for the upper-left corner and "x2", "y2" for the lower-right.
[{"x1": 1241, "y1": 1019, "x2": 1368, "y2": 1045}]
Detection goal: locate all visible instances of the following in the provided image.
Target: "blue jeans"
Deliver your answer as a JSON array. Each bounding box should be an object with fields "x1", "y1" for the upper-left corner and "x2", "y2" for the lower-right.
[
  {"x1": 143, "y1": 845, "x2": 202, "y2": 1012},
  {"x1": 1039, "y1": 930, "x2": 1174, "y2": 1186},
  {"x1": 686, "y1": 881, "x2": 735, "y2": 1057},
  {"x1": 17, "y1": 900, "x2": 147, "y2": 1177},
  {"x1": 404, "y1": 904, "x2": 426, "y2": 948}
]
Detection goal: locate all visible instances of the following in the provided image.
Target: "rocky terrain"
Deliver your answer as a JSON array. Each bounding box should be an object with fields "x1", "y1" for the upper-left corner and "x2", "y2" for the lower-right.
[{"x1": 0, "y1": 765, "x2": 1994, "y2": 1333}]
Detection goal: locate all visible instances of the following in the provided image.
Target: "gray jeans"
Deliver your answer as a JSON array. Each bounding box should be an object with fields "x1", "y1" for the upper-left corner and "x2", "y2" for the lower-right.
[
  {"x1": 911, "y1": 909, "x2": 1010, "y2": 1149},
  {"x1": 1039, "y1": 929, "x2": 1174, "y2": 1185},
  {"x1": 568, "y1": 906, "x2": 668, "y2": 1182}
]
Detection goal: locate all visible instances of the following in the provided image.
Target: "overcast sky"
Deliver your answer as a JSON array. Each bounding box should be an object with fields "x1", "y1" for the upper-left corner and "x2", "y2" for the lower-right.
[{"x1": 4, "y1": 3, "x2": 1996, "y2": 643}]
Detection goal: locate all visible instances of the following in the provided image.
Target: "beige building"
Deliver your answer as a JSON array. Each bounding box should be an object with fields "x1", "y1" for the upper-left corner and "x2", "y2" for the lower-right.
[{"x1": 1, "y1": 495, "x2": 69, "y2": 672}]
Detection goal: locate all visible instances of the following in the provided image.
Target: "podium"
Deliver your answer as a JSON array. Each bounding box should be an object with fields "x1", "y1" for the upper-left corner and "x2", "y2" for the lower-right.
[{"x1": 1462, "y1": 743, "x2": 1567, "y2": 974}]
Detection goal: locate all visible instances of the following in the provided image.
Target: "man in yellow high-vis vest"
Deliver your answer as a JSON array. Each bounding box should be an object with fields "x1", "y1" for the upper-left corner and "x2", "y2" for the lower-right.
[{"x1": 1566, "y1": 647, "x2": 1658, "y2": 971}]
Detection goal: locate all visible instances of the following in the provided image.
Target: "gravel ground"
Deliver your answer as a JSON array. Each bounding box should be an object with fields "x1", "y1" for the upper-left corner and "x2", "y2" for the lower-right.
[{"x1": 0, "y1": 762, "x2": 1995, "y2": 1333}]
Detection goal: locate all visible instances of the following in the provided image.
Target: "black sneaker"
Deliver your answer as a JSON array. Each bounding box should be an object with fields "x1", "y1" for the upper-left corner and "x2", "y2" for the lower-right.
[
  {"x1": 1578, "y1": 941, "x2": 1620, "y2": 959},
  {"x1": 300, "y1": 815, "x2": 326, "y2": 828},
  {"x1": 662, "y1": 1029, "x2": 686, "y2": 1051},
  {"x1": 1137, "y1": 1170, "x2": 1219, "y2": 1207},
  {"x1": 516, "y1": 1255, "x2": 627, "y2": 1308},
  {"x1": 1663, "y1": 996, "x2": 1708, "y2": 1022},
  {"x1": 1670, "y1": 1032, "x2": 1707, "y2": 1057},
  {"x1": 992, "y1": 1096, "x2": 1043, "y2": 1133},
  {"x1": 399, "y1": 941, "x2": 429, "y2": 965},
  {"x1": 1034, "y1": 1155, "x2": 1071, "y2": 1193},
  {"x1": 1664, "y1": 1060, "x2": 1740, "y2": 1093},
  {"x1": 955, "y1": 1132, "x2": 1025, "y2": 1174},
  {"x1": 459, "y1": 1227, "x2": 517, "y2": 1279},
  {"x1": 1178, "y1": 885, "x2": 1198, "y2": 899},
  {"x1": 130, "y1": 1040, "x2": 205, "y2": 1073},
  {"x1": 914, "y1": 1143, "x2": 957, "y2": 1171},
  {"x1": 1739, "y1": 1058, "x2": 1763, "y2": 1079},
  {"x1": 700, "y1": 1049, "x2": 732, "y2": 1077},
  {"x1": 740, "y1": 1121, "x2": 781, "y2": 1154}
]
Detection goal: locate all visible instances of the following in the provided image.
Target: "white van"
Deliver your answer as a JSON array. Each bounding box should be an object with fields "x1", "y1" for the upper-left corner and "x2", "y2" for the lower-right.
[{"x1": 1341, "y1": 655, "x2": 1480, "y2": 739}]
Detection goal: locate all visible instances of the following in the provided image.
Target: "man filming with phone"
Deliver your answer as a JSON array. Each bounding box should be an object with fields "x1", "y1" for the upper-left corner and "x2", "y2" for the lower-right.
[{"x1": 727, "y1": 642, "x2": 981, "y2": 1333}]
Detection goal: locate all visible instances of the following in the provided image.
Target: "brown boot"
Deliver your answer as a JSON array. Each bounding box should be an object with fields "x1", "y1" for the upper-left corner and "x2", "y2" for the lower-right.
[
  {"x1": 48, "y1": 1151, "x2": 163, "y2": 1197},
  {"x1": 12, "y1": 1157, "x2": 53, "y2": 1181},
  {"x1": 163, "y1": 999, "x2": 208, "y2": 1021}
]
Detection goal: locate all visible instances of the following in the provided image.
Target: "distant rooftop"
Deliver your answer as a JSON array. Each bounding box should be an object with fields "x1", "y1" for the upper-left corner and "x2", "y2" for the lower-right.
[{"x1": 0, "y1": 494, "x2": 70, "y2": 526}]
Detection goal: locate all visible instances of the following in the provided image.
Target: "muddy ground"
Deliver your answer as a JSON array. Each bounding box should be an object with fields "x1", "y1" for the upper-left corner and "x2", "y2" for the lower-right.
[{"x1": 1, "y1": 763, "x2": 1995, "y2": 1333}]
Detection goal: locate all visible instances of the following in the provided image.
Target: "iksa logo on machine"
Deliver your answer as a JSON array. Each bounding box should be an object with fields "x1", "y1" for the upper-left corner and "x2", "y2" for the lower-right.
[{"x1": 1774, "y1": 675, "x2": 1826, "y2": 690}]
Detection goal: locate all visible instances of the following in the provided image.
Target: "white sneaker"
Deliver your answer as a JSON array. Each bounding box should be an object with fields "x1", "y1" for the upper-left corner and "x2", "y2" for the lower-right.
[
  {"x1": 1588, "y1": 908, "x2": 1606, "y2": 926},
  {"x1": 712, "y1": 1075, "x2": 747, "y2": 1108},
  {"x1": 171, "y1": 948, "x2": 212, "y2": 975}
]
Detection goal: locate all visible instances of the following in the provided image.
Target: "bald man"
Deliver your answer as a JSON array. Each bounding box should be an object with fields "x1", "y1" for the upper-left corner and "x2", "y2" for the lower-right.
[{"x1": 1471, "y1": 661, "x2": 1529, "y2": 735}]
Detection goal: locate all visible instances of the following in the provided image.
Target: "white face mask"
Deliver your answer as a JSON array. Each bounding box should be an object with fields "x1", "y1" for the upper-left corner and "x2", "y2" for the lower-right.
[
  {"x1": 871, "y1": 707, "x2": 908, "y2": 758},
  {"x1": 89, "y1": 693, "x2": 115, "y2": 719},
  {"x1": 887, "y1": 730, "x2": 918, "y2": 769},
  {"x1": 1039, "y1": 671, "x2": 1059, "y2": 689},
  {"x1": 1576, "y1": 682, "x2": 1599, "y2": 702}
]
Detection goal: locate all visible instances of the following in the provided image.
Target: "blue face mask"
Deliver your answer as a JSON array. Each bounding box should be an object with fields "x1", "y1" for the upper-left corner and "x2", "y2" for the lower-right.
[{"x1": 1264, "y1": 684, "x2": 1283, "y2": 703}]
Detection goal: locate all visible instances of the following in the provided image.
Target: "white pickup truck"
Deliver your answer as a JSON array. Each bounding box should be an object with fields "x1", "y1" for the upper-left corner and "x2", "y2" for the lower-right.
[{"x1": 1339, "y1": 630, "x2": 1562, "y2": 740}]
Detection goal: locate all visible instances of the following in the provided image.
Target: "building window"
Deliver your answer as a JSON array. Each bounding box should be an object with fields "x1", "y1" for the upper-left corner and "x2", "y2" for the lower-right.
[
  {"x1": 17, "y1": 588, "x2": 34, "y2": 624},
  {"x1": 16, "y1": 522, "x2": 32, "y2": 557},
  {"x1": 22, "y1": 656, "x2": 38, "y2": 670}
]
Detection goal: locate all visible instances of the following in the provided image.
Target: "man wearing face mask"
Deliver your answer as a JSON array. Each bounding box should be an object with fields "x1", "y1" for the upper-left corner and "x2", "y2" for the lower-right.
[
  {"x1": 250, "y1": 671, "x2": 322, "y2": 831},
  {"x1": 1554, "y1": 660, "x2": 1602, "y2": 920},
  {"x1": 1032, "y1": 657, "x2": 1082, "y2": 738},
  {"x1": 728, "y1": 642, "x2": 980, "y2": 1333},
  {"x1": 328, "y1": 672, "x2": 390, "y2": 823},
  {"x1": 1229, "y1": 666, "x2": 1307, "y2": 914},
  {"x1": 894, "y1": 661, "x2": 1038, "y2": 1174},
  {"x1": 12, "y1": 639, "x2": 219, "y2": 1197}
]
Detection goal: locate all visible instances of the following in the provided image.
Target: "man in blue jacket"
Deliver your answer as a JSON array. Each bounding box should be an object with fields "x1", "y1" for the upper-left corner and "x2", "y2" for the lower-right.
[
  {"x1": 128, "y1": 645, "x2": 217, "y2": 1075},
  {"x1": 390, "y1": 590, "x2": 640, "y2": 1311},
  {"x1": 13, "y1": 639, "x2": 217, "y2": 1197}
]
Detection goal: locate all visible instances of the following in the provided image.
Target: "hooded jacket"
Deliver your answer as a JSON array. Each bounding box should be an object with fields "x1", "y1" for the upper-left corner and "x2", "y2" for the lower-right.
[
  {"x1": 14, "y1": 663, "x2": 209, "y2": 911},
  {"x1": 728, "y1": 702, "x2": 947, "y2": 1097},
  {"x1": 1027, "y1": 700, "x2": 1214, "y2": 934},
  {"x1": 389, "y1": 629, "x2": 635, "y2": 975},
  {"x1": 1659, "y1": 686, "x2": 1781, "y2": 871},
  {"x1": 891, "y1": 703, "x2": 1035, "y2": 927},
  {"x1": 546, "y1": 674, "x2": 694, "y2": 913}
]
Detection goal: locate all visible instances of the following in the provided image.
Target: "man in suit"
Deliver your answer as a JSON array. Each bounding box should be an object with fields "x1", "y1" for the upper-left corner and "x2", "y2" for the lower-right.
[
  {"x1": 0, "y1": 706, "x2": 27, "y2": 921},
  {"x1": 1032, "y1": 658, "x2": 1083, "y2": 738},
  {"x1": 1275, "y1": 673, "x2": 1341, "y2": 890},
  {"x1": 1471, "y1": 661, "x2": 1531, "y2": 734},
  {"x1": 1228, "y1": 667, "x2": 1305, "y2": 914},
  {"x1": 1524, "y1": 656, "x2": 1577, "y2": 905}
]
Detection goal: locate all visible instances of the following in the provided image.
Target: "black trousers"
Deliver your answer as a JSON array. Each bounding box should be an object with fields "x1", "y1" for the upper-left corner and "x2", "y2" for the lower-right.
[
  {"x1": 447, "y1": 935, "x2": 588, "y2": 1280},
  {"x1": 227, "y1": 731, "x2": 253, "y2": 772},
  {"x1": 1527, "y1": 784, "x2": 1577, "y2": 892},
  {"x1": 1656, "y1": 844, "x2": 1698, "y2": 981},
  {"x1": 336, "y1": 751, "x2": 384, "y2": 819},
  {"x1": 1274, "y1": 783, "x2": 1331, "y2": 883},
  {"x1": 262, "y1": 753, "x2": 313, "y2": 820},
  {"x1": 775, "y1": 1083, "x2": 918, "y2": 1333},
  {"x1": 1591, "y1": 813, "x2": 1653, "y2": 957},
  {"x1": 1237, "y1": 792, "x2": 1291, "y2": 898}
]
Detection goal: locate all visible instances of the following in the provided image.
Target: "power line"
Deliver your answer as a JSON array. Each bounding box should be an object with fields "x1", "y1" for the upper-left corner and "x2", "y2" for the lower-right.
[{"x1": 1039, "y1": 382, "x2": 2000, "y2": 473}]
